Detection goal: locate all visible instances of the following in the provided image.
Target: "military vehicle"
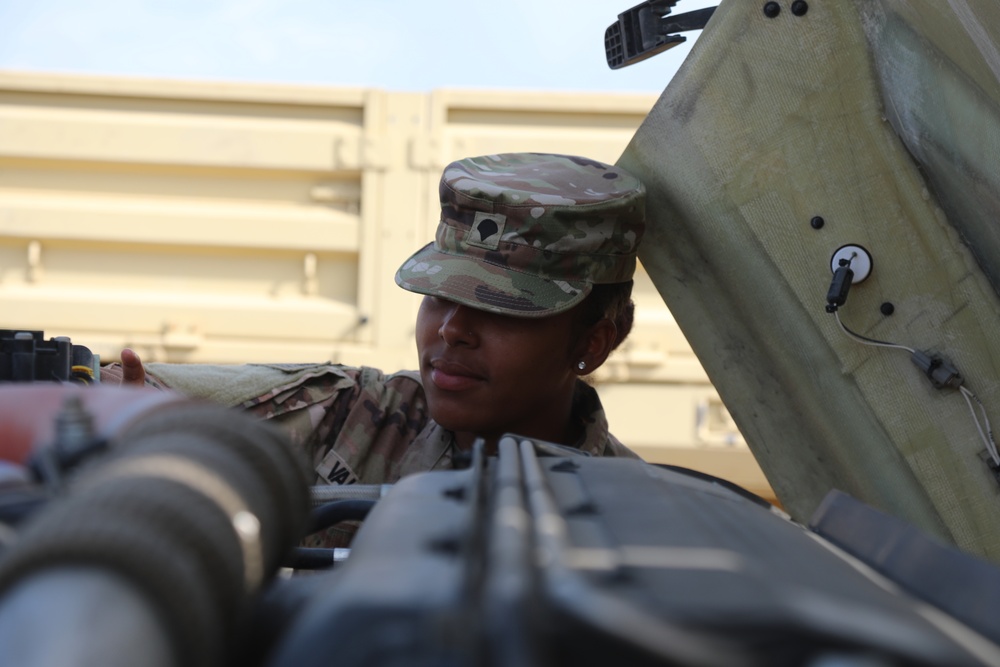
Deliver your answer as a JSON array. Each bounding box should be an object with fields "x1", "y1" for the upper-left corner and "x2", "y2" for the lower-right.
[{"x1": 2, "y1": 1, "x2": 1000, "y2": 664}]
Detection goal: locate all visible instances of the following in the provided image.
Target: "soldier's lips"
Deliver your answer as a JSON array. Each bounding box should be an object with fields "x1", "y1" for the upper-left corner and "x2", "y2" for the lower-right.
[{"x1": 429, "y1": 360, "x2": 485, "y2": 392}]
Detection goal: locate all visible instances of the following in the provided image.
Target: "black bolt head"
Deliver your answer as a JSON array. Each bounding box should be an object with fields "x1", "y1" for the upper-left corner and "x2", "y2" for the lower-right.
[
  {"x1": 880, "y1": 302, "x2": 895, "y2": 316},
  {"x1": 791, "y1": 0, "x2": 808, "y2": 16},
  {"x1": 810, "y1": 216, "x2": 825, "y2": 229},
  {"x1": 764, "y1": 1, "x2": 781, "y2": 18}
]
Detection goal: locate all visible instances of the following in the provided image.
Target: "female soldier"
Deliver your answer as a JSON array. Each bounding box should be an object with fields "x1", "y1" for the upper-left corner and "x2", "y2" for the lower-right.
[{"x1": 110, "y1": 152, "x2": 646, "y2": 501}]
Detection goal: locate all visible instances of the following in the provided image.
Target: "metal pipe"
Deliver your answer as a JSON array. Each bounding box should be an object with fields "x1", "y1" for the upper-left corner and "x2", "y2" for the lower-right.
[
  {"x1": 309, "y1": 484, "x2": 389, "y2": 506},
  {"x1": 0, "y1": 567, "x2": 176, "y2": 667}
]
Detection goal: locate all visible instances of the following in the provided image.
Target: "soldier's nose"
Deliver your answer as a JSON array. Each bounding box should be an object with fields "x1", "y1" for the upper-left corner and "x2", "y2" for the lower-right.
[{"x1": 439, "y1": 305, "x2": 478, "y2": 347}]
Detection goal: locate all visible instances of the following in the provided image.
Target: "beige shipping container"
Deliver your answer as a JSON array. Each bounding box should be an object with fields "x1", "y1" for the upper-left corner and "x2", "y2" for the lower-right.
[{"x1": 0, "y1": 71, "x2": 772, "y2": 499}]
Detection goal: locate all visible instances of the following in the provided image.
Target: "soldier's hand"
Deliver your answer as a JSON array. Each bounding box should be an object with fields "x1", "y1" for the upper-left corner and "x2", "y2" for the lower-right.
[{"x1": 120, "y1": 348, "x2": 147, "y2": 386}]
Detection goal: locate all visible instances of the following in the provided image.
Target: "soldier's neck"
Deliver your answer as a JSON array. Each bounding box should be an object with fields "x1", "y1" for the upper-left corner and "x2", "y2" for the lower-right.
[{"x1": 453, "y1": 421, "x2": 583, "y2": 456}]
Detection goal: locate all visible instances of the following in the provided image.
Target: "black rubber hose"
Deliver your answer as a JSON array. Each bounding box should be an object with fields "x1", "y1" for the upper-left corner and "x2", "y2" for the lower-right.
[
  {"x1": 120, "y1": 405, "x2": 311, "y2": 570},
  {"x1": 0, "y1": 489, "x2": 47, "y2": 527},
  {"x1": 0, "y1": 401, "x2": 311, "y2": 667},
  {"x1": 111, "y1": 433, "x2": 283, "y2": 579},
  {"x1": 0, "y1": 478, "x2": 238, "y2": 667},
  {"x1": 283, "y1": 547, "x2": 342, "y2": 570},
  {"x1": 307, "y1": 499, "x2": 376, "y2": 534}
]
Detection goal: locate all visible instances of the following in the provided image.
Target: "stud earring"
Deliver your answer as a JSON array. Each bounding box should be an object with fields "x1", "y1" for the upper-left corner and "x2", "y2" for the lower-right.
[{"x1": 577, "y1": 361, "x2": 586, "y2": 371}]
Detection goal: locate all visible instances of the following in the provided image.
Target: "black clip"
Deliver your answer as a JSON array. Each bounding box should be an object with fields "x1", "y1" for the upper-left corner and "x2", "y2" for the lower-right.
[
  {"x1": 910, "y1": 350, "x2": 963, "y2": 390},
  {"x1": 606, "y1": 1, "x2": 717, "y2": 69},
  {"x1": 825, "y1": 259, "x2": 855, "y2": 313}
]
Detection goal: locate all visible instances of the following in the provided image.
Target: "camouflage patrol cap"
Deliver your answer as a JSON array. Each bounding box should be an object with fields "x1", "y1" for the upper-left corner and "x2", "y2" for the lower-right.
[{"x1": 394, "y1": 152, "x2": 646, "y2": 318}]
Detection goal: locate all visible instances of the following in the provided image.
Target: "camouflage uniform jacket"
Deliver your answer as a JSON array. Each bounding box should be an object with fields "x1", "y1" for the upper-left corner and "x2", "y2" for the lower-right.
[
  {"x1": 238, "y1": 363, "x2": 635, "y2": 481},
  {"x1": 114, "y1": 362, "x2": 636, "y2": 547}
]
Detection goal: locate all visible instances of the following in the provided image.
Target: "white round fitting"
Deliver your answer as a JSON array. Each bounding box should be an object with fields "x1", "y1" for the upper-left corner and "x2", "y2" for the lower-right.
[{"x1": 830, "y1": 244, "x2": 872, "y2": 283}]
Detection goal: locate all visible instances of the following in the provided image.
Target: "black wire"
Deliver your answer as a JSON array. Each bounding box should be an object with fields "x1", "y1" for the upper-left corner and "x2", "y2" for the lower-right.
[
  {"x1": 650, "y1": 463, "x2": 772, "y2": 509},
  {"x1": 307, "y1": 499, "x2": 376, "y2": 534},
  {"x1": 835, "y1": 311, "x2": 913, "y2": 351},
  {"x1": 283, "y1": 547, "x2": 340, "y2": 570}
]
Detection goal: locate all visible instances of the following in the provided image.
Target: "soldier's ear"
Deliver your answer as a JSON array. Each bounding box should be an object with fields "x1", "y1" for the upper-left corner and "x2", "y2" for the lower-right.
[{"x1": 575, "y1": 319, "x2": 617, "y2": 375}]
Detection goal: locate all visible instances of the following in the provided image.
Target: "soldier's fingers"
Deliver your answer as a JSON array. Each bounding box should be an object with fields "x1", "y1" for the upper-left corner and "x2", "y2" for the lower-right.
[{"x1": 120, "y1": 348, "x2": 147, "y2": 386}]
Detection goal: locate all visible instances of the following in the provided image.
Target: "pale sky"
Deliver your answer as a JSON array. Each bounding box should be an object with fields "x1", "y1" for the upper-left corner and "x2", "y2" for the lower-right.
[{"x1": 0, "y1": 0, "x2": 715, "y2": 93}]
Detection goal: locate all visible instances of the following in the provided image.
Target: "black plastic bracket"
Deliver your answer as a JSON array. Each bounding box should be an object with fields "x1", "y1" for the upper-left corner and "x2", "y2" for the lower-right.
[{"x1": 606, "y1": 1, "x2": 717, "y2": 70}]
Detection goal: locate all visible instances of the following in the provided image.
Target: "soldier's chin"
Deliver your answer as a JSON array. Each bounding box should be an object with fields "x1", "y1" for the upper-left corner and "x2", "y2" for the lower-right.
[
  {"x1": 427, "y1": 403, "x2": 496, "y2": 442},
  {"x1": 428, "y1": 409, "x2": 474, "y2": 433}
]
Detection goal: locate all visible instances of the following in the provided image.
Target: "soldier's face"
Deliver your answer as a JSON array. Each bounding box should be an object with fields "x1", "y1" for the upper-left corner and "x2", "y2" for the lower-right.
[{"x1": 416, "y1": 296, "x2": 581, "y2": 447}]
